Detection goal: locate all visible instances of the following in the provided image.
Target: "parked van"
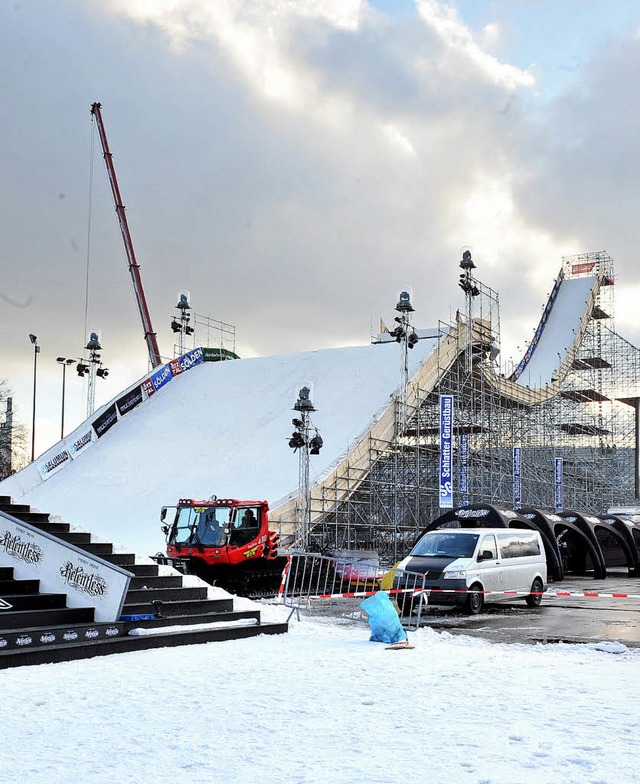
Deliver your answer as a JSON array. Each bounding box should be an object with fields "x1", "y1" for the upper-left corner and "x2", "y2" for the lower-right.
[{"x1": 394, "y1": 527, "x2": 547, "y2": 614}]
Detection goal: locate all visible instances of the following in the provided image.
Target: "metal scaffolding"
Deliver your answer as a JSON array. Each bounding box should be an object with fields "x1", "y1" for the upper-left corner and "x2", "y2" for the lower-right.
[{"x1": 273, "y1": 252, "x2": 640, "y2": 561}]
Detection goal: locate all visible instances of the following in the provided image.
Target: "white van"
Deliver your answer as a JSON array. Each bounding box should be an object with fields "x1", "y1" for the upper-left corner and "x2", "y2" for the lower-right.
[{"x1": 394, "y1": 527, "x2": 547, "y2": 614}]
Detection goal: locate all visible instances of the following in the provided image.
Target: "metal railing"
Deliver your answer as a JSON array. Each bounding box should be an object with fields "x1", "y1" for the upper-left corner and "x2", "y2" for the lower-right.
[{"x1": 278, "y1": 553, "x2": 427, "y2": 630}]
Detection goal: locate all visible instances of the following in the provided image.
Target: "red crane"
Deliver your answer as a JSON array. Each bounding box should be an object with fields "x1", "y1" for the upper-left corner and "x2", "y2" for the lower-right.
[{"x1": 90, "y1": 102, "x2": 163, "y2": 368}]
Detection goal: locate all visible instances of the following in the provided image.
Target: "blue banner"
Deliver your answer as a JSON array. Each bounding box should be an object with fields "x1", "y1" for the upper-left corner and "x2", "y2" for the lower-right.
[
  {"x1": 439, "y1": 395, "x2": 453, "y2": 509},
  {"x1": 459, "y1": 433, "x2": 469, "y2": 496},
  {"x1": 149, "y1": 363, "x2": 173, "y2": 393},
  {"x1": 513, "y1": 446, "x2": 522, "y2": 508},
  {"x1": 554, "y1": 457, "x2": 563, "y2": 512}
]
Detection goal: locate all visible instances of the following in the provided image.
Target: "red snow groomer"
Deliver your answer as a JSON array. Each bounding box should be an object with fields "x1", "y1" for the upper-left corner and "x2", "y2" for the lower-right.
[{"x1": 156, "y1": 496, "x2": 287, "y2": 597}]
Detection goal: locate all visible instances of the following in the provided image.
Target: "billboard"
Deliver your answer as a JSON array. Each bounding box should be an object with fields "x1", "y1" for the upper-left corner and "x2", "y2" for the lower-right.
[{"x1": 439, "y1": 394, "x2": 453, "y2": 509}]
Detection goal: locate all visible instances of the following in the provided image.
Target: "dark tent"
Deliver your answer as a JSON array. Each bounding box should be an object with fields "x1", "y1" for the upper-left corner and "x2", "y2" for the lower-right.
[
  {"x1": 515, "y1": 507, "x2": 565, "y2": 582},
  {"x1": 591, "y1": 515, "x2": 638, "y2": 575},
  {"x1": 557, "y1": 511, "x2": 609, "y2": 578}
]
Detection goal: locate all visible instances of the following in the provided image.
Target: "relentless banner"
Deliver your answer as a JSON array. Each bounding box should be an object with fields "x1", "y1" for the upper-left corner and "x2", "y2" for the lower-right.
[
  {"x1": 439, "y1": 394, "x2": 453, "y2": 509},
  {"x1": 92, "y1": 403, "x2": 118, "y2": 439}
]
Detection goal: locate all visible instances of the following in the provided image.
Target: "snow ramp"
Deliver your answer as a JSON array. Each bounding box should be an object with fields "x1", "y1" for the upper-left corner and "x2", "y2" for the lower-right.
[{"x1": 0, "y1": 339, "x2": 446, "y2": 556}]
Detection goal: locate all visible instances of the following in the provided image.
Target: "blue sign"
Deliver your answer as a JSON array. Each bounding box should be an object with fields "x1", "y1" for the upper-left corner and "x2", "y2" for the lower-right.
[
  {"x1": 149, "y1": 363, "x2": 173, "y2": 392},
  {"x1": 513, "y1": 447, "x2": 522, "y2": 508},
  {"x1": 459, "y1": 433, "x2": 469, "y2": 496},
  {"x1": 554, "y1": 457, "x2": 563, "y2": 512},
  {"x1": 439, "y1": 395, "x2": 454, "y2": 509}
]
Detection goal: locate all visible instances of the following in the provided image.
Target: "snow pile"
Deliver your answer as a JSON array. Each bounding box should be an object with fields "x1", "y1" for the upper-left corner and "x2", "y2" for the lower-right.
[{"x1": 2, "y1": 613, "x2": 638, "y2": 784}]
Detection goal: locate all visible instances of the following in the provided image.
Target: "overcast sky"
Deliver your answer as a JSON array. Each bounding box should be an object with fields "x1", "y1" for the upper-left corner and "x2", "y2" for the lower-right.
[{"x1": 2, "y1": 0, "x2": 640, "y2": 459}]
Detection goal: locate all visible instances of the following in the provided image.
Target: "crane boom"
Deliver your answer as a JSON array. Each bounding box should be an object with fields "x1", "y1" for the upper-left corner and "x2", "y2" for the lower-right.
[{"x1": 90, "y1": 102, "x2": 163, "y2": 368}]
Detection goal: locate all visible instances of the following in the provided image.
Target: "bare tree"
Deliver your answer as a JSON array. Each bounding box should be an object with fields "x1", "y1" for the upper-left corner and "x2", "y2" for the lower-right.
[{"x1": 0, "y1": 381, "x2": 27, "y2": 481}]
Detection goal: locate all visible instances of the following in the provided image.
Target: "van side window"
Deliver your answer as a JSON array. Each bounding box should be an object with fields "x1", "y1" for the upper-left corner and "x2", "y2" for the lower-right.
[
  {"x1": 479, "y1": 535, "x2": 497, "y2": 560},
  {"x1": 497, "y1": 532, "x2": 541, "y2": 558}
]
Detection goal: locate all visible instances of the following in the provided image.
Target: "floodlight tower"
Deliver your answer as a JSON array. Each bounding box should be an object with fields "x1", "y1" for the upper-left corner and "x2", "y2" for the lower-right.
[
  {"x1": 288, "y1": 385, "x2": 323, "y2": 551},
  {"x1": 458, "y1": 249, "x2": 480, "y2": 374},
  {"x1": 80, "y1": 331, "x2": 109, "y2": 417},
  {"x1": 390, "y1": 290, "x2": 419, "y2": 434},
  {"x1": 170, "y1": 291, "x2": 194, "y2": 356}
]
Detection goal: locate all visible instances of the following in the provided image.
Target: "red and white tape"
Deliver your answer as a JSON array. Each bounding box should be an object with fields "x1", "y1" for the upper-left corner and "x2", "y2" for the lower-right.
[{"x1": 296, "y1": 587, "x2": 640, "y2": 601}]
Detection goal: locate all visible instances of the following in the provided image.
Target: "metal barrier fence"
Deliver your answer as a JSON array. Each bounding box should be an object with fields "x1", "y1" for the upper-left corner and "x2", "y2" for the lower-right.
[{"x1": 278, "y1": 553, "x2": 428, "y2": 631}]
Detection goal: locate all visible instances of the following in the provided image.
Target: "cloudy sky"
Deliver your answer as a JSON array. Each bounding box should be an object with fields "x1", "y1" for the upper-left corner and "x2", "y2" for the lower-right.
[{"x1": 2, "y1": 0, "x2": 640, "y2": 459}]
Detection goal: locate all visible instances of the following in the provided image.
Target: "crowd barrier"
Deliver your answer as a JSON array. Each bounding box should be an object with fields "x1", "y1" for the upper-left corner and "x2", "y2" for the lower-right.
[{"x1": 278, "y1": 553, "x2": 428, "y2": 630}]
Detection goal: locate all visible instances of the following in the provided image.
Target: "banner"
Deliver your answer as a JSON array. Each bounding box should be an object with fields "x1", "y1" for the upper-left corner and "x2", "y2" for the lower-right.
[
  {"x1": 0, "y1": 511, "x2": 132, "y2": 623},
  {"x1": 92, "y1": 403, "x2": 118, "y2": 439},
  {"x1": 141, "y1": 377, "x2": 155, "y2": 399},
  {"x1": 176, "y1": 346, "x2": 204, "y2": 374},
  {"x1": 554, "y1": 457, "x2": 563, "y2": 512},
  {"x1": 439, "y1": 395, "x2": 453, "y2": 509},
  {"x1": 513, "y1": 446, "x2": 522, "y2": 508},
  {"x1": 38, "y1": 447, "x2": 72, "y2": 480},
  {"x1": 149, "y1": 363, "x2": 173, "y2": 393},
  {"x1": 67, "y1": 428, "x2": 94, "y2": 459},
  {"x1": 459, "y1": 433, "x2": 469, "y2": 496},
  {"x1": 116, "y1": 385, "x2": 143, "y2": 417}
]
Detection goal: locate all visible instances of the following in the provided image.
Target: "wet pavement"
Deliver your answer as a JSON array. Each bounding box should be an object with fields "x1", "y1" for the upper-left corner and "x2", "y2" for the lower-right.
[{"x1": 416, "y1": 572, "x2": 640, "y2": 647}]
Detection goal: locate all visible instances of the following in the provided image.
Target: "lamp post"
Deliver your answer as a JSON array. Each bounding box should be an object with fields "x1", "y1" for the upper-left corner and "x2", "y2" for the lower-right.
[
  {"x1": 56, "y1": 357, "x2": 74, "y2": 439},
  {"x1": 28, "y1": 334, "x2": 40, "y2": 461}
]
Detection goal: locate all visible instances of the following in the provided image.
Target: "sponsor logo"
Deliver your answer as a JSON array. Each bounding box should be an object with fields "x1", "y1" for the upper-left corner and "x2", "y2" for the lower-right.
[
  {"x1": 571, "y1": 261, "x2": 596, "y2": 275},
  {"x1": 243, "y1": 546, "x2": 259, "y2": 558},
  {"x1": 179, "y1": 347, "x2": 204, "y2": 372},
  {"x1": 69, "y1": 430, "x2": 93, "y2": 456},
  {"x1": 141, "y1": 378, "x2": 155, "y2": 398},
  {"x1": 169, "y1": 358, "x2": 183, "y2": 376},
  {"x1": 0, "y1": 532, "x2": 43, "y2": 565},
  {"x1": 0, "y1": 639, "x2": 7, "y2": 648},
  {"x1": 151, "y1": 364, "x2": 172, "y2": 390},
  {"x1": 16, "y1": 635, "x2": 33, "y2": 646},
  {"x1": 105, "y1": 627, "x2": 120, "y2": 637},
  {"x1": 63, "y1": 631, "x2": 79, "y2": 641},
  {"x1": 456, "y1": 508, "x2": 490, "y2": 518},
  {"x1": 41, "y1": 449, "x2": 72, "y2": 475},
  {"x1": 116, "y1": 386, "x2": 143, "y2": 416},
  {"x1": 93, "y1": 405, "x2": 118, "y2": 437},
  {"x1": 59, "y1": 562, "x2": 108, "y2": 598},
  {"x1": 39, "y1": 633, "x2": 56, "y2": 644},
  {"x1": 85, "y1": 629, "x2": 99, "y2": 639},
  {"x1": 0, "y1": 598, "x2": 13, "y2": 610}
]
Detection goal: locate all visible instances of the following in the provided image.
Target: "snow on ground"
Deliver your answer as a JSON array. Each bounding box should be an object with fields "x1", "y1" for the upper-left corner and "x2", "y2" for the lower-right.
[
  {"x1": 2, "y1": 606, "x2": 639, "y2": 784},
  {"x1": 1, "y1": 339, "x2": 435, "y2": 557}
]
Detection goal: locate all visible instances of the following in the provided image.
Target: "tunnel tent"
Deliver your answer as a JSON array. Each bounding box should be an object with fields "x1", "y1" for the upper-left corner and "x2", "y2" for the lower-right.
[
  {"x1": 600, "y1": 515, "x2": 640, "y2": 574},
  {"x1": 590, "y1": 515, "x2": 638, "y2": 575},
  {"x1": 515, "y1": 507, "x2": 565, "y2": 582},
  {"x1": 557, "y1": 512, "x2": 607, "y2": 579}
]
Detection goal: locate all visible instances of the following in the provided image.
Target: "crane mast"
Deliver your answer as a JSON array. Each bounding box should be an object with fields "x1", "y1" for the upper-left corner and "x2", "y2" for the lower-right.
[{"x1": 90, "y1": 102, "x2": 163, "y2": 368}]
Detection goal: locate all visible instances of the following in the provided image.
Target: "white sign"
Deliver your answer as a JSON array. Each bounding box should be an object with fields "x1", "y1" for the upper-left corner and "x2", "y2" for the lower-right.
[{"x1": 0, "y1": 513, "x2": 132, "y2": 622}]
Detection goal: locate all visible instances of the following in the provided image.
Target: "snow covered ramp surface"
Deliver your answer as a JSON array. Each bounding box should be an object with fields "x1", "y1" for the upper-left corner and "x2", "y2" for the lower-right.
[{"x1": 2, "y1": 340, "x2": 436, "y2": 557}]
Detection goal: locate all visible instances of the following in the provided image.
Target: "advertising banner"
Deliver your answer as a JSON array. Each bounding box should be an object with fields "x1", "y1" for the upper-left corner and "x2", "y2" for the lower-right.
[
  {"x1": 92, "y1": 403, "x2": 118, "y2": 439},
  {"x1": 149, "y1": 362, "x2": 173, "y2": 393},
  {"x1": 439, "y1": 394, "x2": 453, "y2": 509},
  {"x1": 116, "y1": 385, "x2": 143, "y2": 417},
  {"x1": 178, "y1": 346, "x2": 204, "y2": 372},
  {"x1": 38, "y1": 447, "x2": 72, "y2": 481},
  {"x1": 513, "y1": 446, "x2": 522, "y2": 508},
  {"x1": 141, "y1": 377, "x2": 155, "y2": 400},
  {"x1": 67, "y1": 428, "x2": 95, "y2": 459},
  {"x1": 554, "y1": 457, "x2": 563, "y2": 512},
  {"x1": 0, "y1": 511, "x2": 132, "y2": 622},
  {"x1": 459, "y1": 433, "x2": 469, "y2": 496}
]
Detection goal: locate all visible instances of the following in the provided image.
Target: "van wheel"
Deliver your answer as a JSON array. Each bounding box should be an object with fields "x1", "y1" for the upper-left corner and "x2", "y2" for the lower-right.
[
  {"x1": 526, "y1": 578, "x2": 544, "y2": 608},
  {"x1": 464, "y1": 584, "x2": 484, "y2": 615}
]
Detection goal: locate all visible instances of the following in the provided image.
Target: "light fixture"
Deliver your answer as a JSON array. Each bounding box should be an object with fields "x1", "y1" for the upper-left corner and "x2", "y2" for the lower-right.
[{"x1": 309, "y1": 433, "x2": 323, "y2": 455}]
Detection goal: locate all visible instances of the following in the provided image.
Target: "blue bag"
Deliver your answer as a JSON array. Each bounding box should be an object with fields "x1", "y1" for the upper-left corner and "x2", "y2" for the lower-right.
[{"x1": 359, "y1": 591, "x2": 407, "y2": 644}]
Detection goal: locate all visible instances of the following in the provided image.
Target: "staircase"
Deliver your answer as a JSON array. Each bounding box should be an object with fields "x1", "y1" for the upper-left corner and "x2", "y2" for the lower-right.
[{"x1": 0, "y1": 497, "x2": 287, "y2": 669}]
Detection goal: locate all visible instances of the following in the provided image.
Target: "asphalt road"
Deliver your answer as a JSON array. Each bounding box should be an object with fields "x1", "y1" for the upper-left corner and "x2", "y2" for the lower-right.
[{"x1": 418, "y1": 572, "x2": 640, "y2": 648}]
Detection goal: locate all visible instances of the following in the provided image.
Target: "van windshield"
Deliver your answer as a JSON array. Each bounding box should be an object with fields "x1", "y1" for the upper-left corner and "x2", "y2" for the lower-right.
[{"x1": 411, "y1": 531, "x2": 479, "y2": 558}]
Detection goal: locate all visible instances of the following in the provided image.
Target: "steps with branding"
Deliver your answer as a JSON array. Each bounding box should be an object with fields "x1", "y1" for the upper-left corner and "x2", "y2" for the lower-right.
[{"x1": 0, "y1": 499, "x2": 288, "y2": 668}]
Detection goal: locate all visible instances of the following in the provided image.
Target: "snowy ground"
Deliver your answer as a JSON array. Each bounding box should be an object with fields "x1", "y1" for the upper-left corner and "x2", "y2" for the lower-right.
[{"x1": 2, "y1": 604, "x2": 638, "y2": 784}]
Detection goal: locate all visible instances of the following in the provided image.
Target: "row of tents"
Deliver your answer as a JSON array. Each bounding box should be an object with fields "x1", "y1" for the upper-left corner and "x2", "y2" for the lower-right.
[{"x1": 423, "y1": 503, "x2": 640, "y2": 581}]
